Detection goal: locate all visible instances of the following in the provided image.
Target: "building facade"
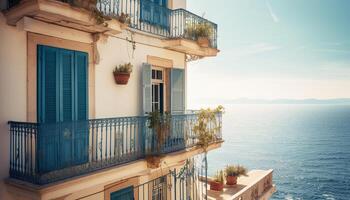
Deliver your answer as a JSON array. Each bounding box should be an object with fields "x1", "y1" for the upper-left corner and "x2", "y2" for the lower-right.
[{"x1": 0, "y1": 0, "x2": 222, "y2": 199}]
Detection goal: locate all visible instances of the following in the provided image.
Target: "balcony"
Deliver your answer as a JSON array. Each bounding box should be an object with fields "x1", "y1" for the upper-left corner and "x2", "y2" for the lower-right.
[
  {"x1": 8, "y1": 112, "x2": 222, "y2": 185},
  {"x1": 5, "y1": 0, "x2": 218, "y2": 57}
]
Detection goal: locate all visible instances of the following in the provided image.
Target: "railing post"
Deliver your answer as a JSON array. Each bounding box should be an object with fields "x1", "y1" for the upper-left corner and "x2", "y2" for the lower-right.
[{"x1": 140, "y1": 117, "x2": 146, "y2": 157}]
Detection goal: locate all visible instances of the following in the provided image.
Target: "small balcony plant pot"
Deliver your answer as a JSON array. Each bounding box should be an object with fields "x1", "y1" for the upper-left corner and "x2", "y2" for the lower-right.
[
  {"x1": 114, "y1": 72, "x2": 130, "y2": 85},
  {"x1": 197, "y1": 37, "x2": 210, "y2": 48},
  {"x1": 146, "y1": 155, "x2": 162, "y2": 169},
  {"x1": 210, "y1": 181, "x2": 224, "y2": 191},
  {"x1": 225, "y1": 165, "x2": 247, "y2": 186},
  {"x1": 226, "y1": 175, "x2": 238, "y2": 185}
]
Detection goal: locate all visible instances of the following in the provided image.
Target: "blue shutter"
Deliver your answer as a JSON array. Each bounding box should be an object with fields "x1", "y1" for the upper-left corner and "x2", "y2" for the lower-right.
[
  {"x1": 37, "y1": 46, "x2": 89, "y2": 171},
  {"x1": 140, "y1": 0, "x2": 169, "y2": 29},
  {"x1": 75, "y1": 51, "x2": 88, "y2": 121},
  {"x1": 60, "y1": 49, "x2": 75, "y2": 121},
  {"x1": 170, "y1": 68, "x2": 185, "y2": 114},
  {"x1": 142, "y1": 63, "x2": 152, "y2": 115},
  {"x1": 38, "y1": 45, "x2": 60, "y2": 123},
  {"x1": 59, "y1": 49, "x2": 75, "y2": 168},
  {"x1": 37, "y1": 45, "x2": 60, "y2": 172},
  {"x1": 111, "y1": 187, "x2": 134, "y2": 200},
  {"x1": 73, "y1": 51, "x2": 89, "y2": 165}
]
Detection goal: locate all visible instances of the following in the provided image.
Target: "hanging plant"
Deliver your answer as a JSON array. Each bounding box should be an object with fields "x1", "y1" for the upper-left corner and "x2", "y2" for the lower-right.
[{"x1": 113, "y1": 62, "x2": 133, "y2": 85}]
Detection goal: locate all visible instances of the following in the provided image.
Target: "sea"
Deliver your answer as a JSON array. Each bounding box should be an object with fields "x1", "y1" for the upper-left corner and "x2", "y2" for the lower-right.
[{"x1": 205, "y1": 104, "x2": 350, "y2": 200}]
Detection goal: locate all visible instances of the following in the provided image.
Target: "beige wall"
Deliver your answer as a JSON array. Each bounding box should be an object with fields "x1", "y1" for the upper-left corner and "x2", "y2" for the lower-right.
[
  {"x1": 94, "y1": 32, "x2": 185, "y2": 118},
  {"x1": 0, "y1": 13, "x2": 27, "y2": 200},
  {"x1": 0, "y1": 11, "x2": 187, "y2": 200},
  {"x1": 170, "y1": 0, "x2": 187, "y2": 9}
]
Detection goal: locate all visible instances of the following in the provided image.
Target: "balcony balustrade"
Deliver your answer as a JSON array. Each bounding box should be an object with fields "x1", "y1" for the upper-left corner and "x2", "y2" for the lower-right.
[
  {"x1": 8, "y1": 112, "x2": 222, "y2": 185},
  {"x1": 6, "y1": 0, "x2": 218, "y2": 50}
]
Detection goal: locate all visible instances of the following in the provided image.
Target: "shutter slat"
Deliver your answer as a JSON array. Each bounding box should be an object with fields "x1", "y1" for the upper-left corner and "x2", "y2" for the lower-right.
[
  {"x1": 60, "y1": 49, "x2": 74, "y2": 121},
  {"x1": 75, "y1": 51, "x2": 88, "y2": 121},
  {"x1": 170, "y1": 68, "x2": 185, "y2": 114},
  {"x1": 142, "y1": 63, "x2": 152, "y2": 115}
]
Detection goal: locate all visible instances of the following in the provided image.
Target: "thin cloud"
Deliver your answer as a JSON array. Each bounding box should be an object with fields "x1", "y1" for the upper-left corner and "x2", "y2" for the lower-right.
[
  {"x1": 314, "y1": 48, "x2": 350, "y2": 54},
  {"x1": 266, "y1": 0, "x2": 280, "y2": 23},
  {"x1": 225, "y1": 43, "x2": 281, "y2": 59}
]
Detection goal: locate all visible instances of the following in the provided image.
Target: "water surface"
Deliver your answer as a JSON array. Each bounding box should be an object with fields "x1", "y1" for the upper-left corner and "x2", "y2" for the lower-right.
[{"x1": 206, "y1": 104, "x2": 350, "y2": 200}]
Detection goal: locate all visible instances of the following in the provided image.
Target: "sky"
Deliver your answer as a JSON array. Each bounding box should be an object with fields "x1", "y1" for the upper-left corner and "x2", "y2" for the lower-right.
[{"x1": 186, "y1": 0, "x2": 350, "y2": 103}]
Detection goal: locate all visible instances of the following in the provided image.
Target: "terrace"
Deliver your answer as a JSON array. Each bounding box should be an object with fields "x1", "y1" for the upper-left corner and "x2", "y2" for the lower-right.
[{"x1": 4, "y1": 0, "x2": 218, "y2": 57}]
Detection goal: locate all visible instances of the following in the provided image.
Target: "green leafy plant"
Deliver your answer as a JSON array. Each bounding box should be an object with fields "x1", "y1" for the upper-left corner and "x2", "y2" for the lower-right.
[
  {"x1": 225, "y1": 165, "x2": 248, "y2": 177},
  {"x1": 213, "y1": 170, "x2": 225, "y2": 183},
  {"x1": 184, "y1": 22, "x2": 214, "y2": 40},
  {"x1": 113, "y1": 63, "x2": 133, "y2": 74},
  {"x1": 148, "y1": 111, "x2": 171, "y2": 155},
  {"x1": 193, "y1": 105, "x2": 224, "y2": 152}
]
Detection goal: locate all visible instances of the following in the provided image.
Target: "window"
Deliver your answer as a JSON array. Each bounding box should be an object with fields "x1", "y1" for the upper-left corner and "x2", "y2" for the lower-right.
[
  {"x1": 152, "y1": 68, "x2": 165, "y2": 112},
  {"x1": 152, "y1": 176, "x2": 167, "y2": 200},
  {"x1": 110, "y1": 186, "x2": 134, "y2": 200}
]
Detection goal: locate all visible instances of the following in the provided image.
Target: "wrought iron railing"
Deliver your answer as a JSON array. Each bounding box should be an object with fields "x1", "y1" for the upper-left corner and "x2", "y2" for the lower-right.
[
  {"x1": 7, "y1": 0, "x2": 218, "y2": 48},
  {"x1": 134, "y1": 158, "x2": 207, "y2": 200},
  {"x1": 8, "y1": 112, "x2": 222, "y2": 185}
]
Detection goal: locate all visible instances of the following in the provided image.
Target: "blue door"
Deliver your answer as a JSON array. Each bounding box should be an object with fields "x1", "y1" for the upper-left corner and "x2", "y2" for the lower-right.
[
  {"x1": 37, "y1": 45, "x2": 88, "y2": 172},
  {"x1": 111, "y1": 187, "x2": 134, "y2": 200}
]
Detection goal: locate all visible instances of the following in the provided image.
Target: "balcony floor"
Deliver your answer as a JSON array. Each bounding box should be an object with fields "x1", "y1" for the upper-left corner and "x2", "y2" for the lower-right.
[{"x1": 205, "y1": 169, "x2": 276, "y2": 200}]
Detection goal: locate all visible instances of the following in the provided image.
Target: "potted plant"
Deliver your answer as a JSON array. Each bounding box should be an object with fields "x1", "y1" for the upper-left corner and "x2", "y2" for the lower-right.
[
  {"x1": 185, "y1": 22, "x2": 213, "y2": 48},
  {"x1": 113, "y1": 62, "x2": 133, "y2": 85},
  {"x1": 210, "y1": 170, "x2": 225, "y2": 191},
  {"x1": 225, "y1": 165, "x2": 247, "y2": 185},
  {"x1": 146, "y1": 111, "x2": 171, "y2": 168},
  {"x1": 117, "y1": 12, "x2": 131, "y2": 28},
  {"x1": 195, "y1": 22, "x2": 213, "y2": 47}
]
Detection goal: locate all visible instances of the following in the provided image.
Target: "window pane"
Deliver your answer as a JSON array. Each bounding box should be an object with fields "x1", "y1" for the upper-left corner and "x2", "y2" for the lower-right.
[
  {"x1": 152, "y1": 69, "x2": 156, "y2": 79},
  {"x1": 156, "y1": 85, "x2": 159, "y2": 101},
  {"x1": 157, "y1": 70, "x2": 163, "y2": 80}
]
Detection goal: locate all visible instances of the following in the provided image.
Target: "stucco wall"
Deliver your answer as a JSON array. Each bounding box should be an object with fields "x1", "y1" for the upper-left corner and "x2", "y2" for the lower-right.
[
  {"x1": 170, "y1": 0, "x2": 187, "y2": 9},
  {"x1": 0, "y1": 13, "x2": 27, "y2": 200},
  {"x1": 94, "y1": 32, "x2": 186, "y2": 118},
  {"x1": 0, "y1": 13, "x2": 186, "y2": 200}
]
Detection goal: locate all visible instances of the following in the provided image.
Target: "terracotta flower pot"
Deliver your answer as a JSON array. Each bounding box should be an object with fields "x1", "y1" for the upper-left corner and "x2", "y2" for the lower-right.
[
  {"x1": 114, "y1": 73, "x2": 130, "y2": 85},
  {"x1": 226, "y1": 176, "x2": 237, "y2": 185},
  {"x1": 146, "y1": 156, "x2": 162, "y2": 169},
  {"x1": 197, "y1": 37, "x2": 210, "y2": 48},
  {"x1": 210, "y1": 181, "x2": 224, "y2": 191}
]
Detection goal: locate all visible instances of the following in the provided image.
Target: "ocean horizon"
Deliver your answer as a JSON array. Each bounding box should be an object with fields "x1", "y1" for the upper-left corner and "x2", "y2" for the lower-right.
[{"x1": 201, "y1": 104, "x2": 350, "y2": 200}]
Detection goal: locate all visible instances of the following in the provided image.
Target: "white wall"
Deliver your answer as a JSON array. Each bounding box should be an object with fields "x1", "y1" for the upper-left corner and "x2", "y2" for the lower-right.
[
  {"x1": 95, "y1": 32, "x2": 185, "y2": 118},
  {"x1": 170, "y1": 0, "x2": 187, "y2": 9},
  {"x1": 0, "y1": 13, "x2": 27, "y2": 200}
]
